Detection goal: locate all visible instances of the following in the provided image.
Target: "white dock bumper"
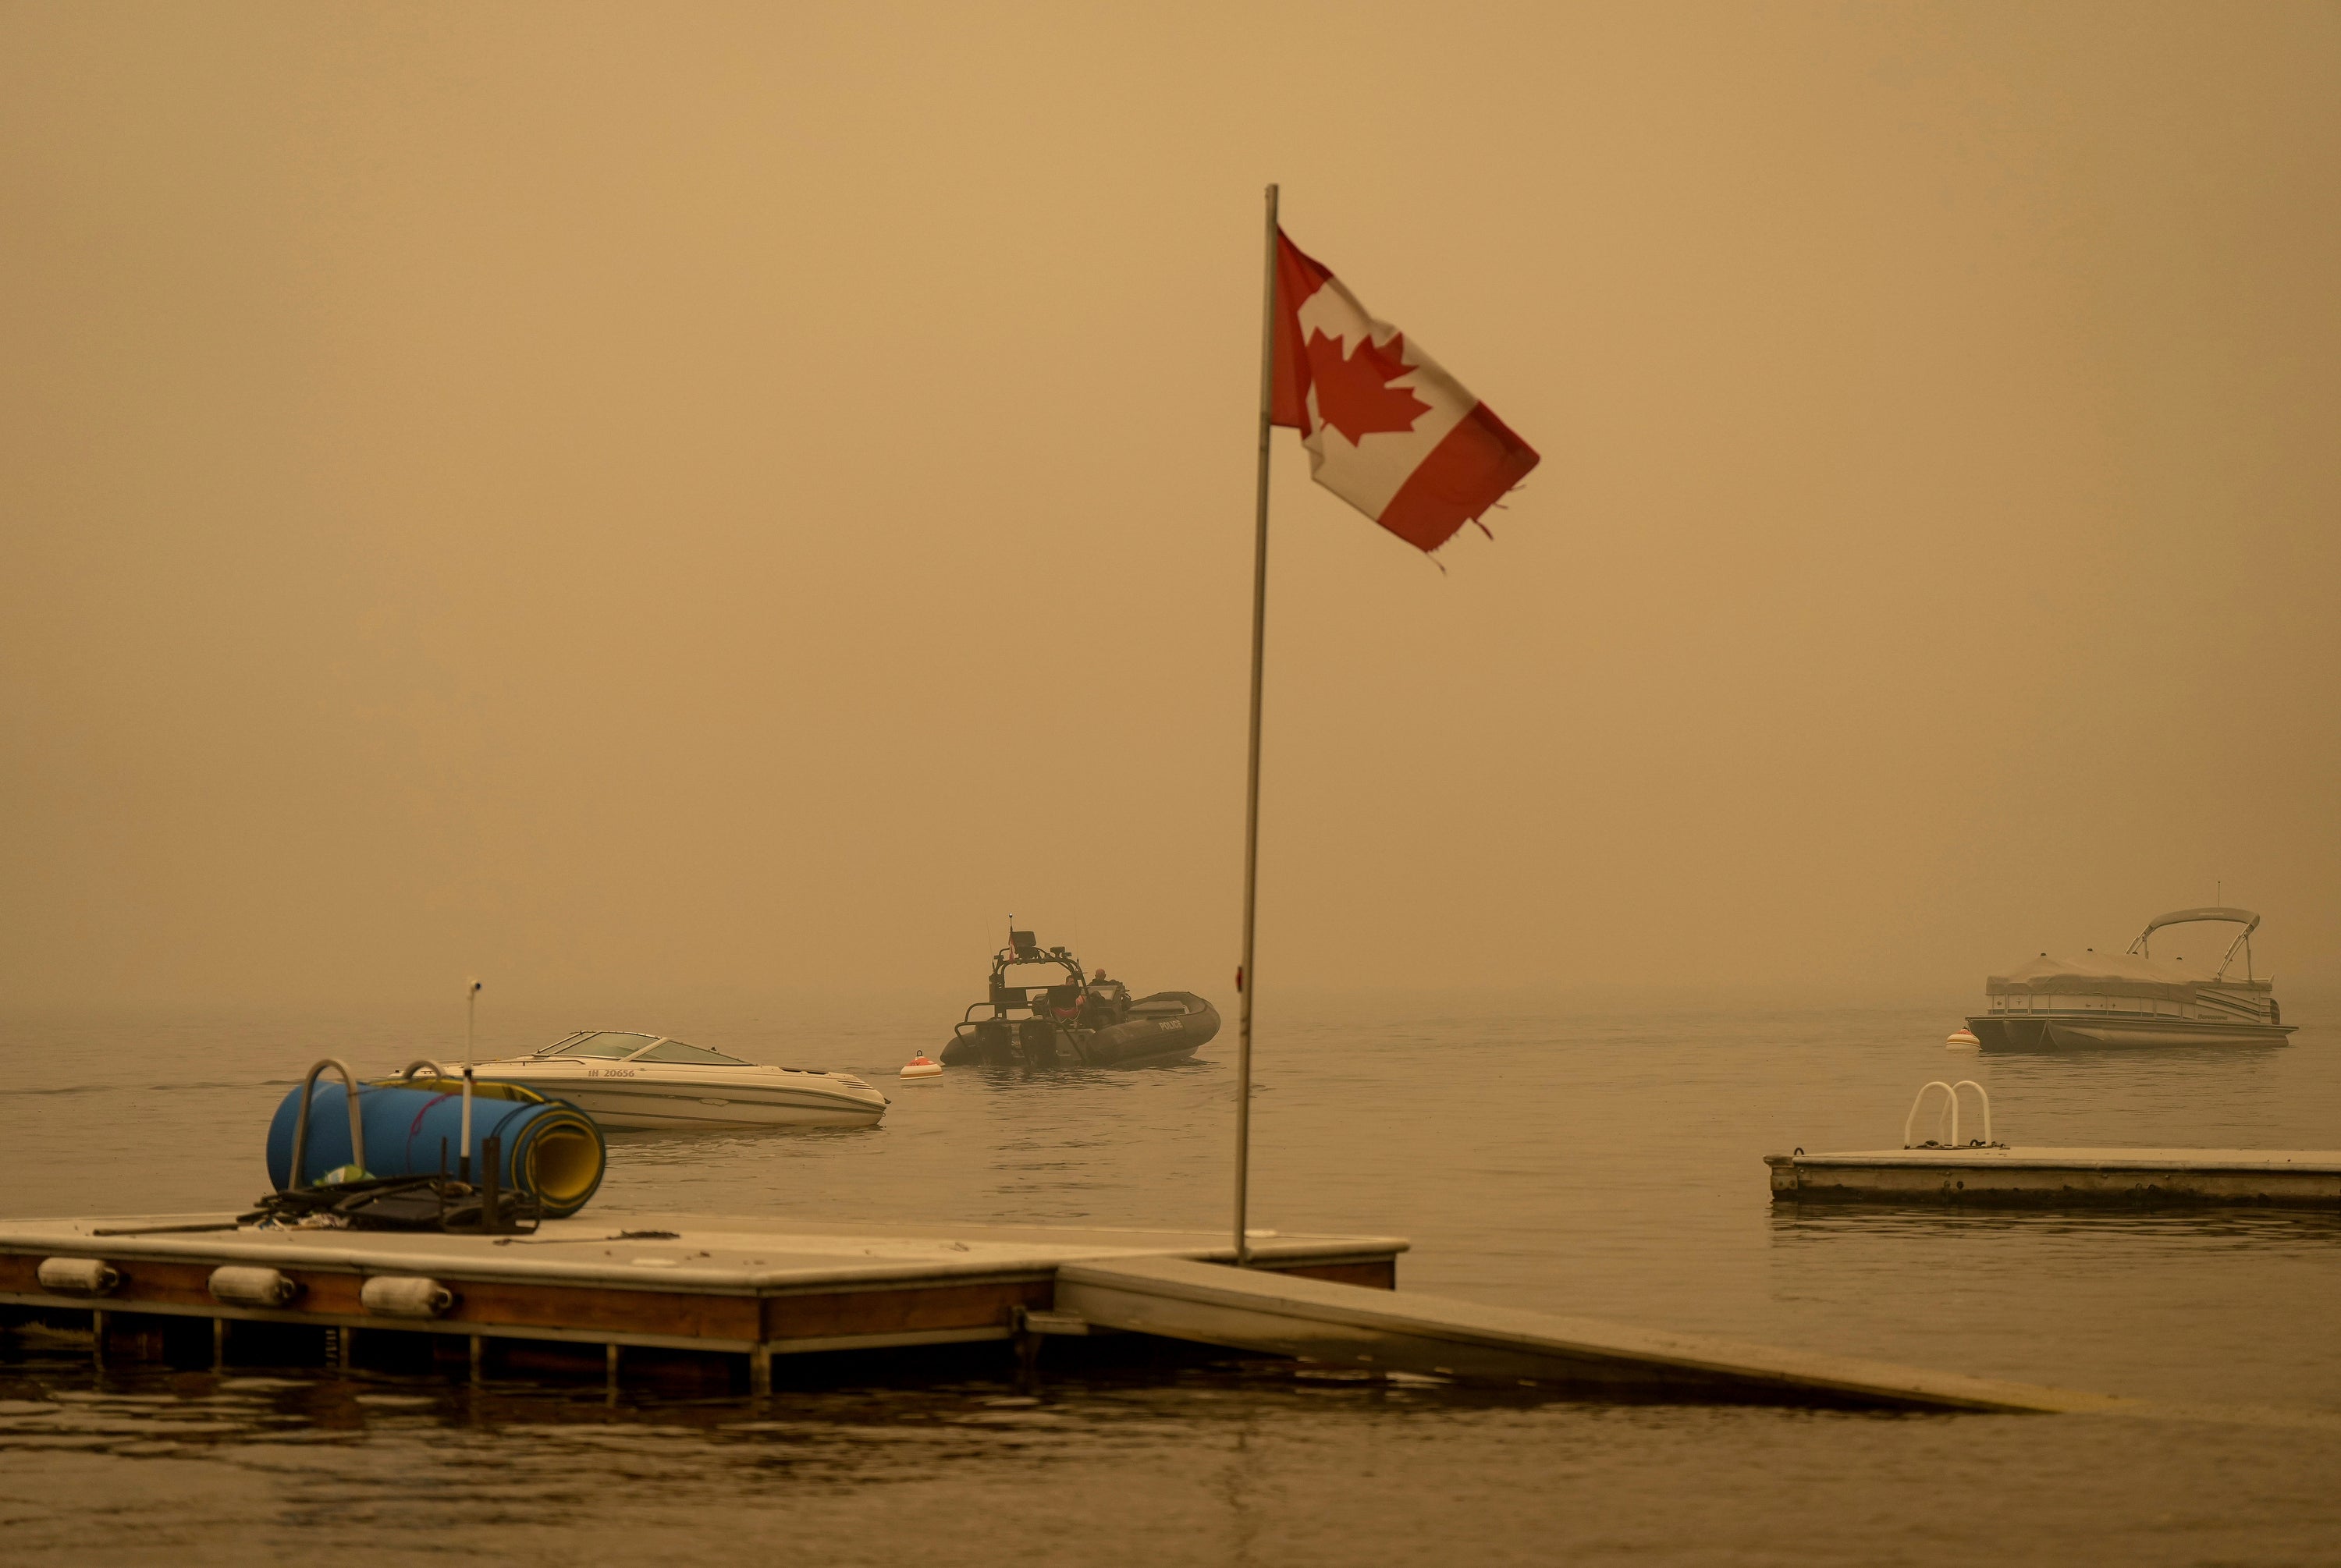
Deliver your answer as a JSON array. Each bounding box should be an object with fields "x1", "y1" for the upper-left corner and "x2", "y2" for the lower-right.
[
  {"x1": 37, "y1": 1258, "x2": 121, "y2": 1297},
  {"x1": 361, "y1": 1275, "x2": 456, "y2": 1318},
  {"x1": 208, "y1": 1266, "x2": 300, "y2": 1308}
]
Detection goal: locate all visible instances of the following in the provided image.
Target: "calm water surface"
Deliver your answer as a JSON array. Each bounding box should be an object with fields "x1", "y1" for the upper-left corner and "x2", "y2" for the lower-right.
[{"x1": 3, "y1": 992, "x2": 2338, "y2": 1565}]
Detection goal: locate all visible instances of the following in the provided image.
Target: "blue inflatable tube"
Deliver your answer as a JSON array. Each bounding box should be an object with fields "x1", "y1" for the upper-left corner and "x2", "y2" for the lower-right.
[{"x1": 265, "y1": 1078, "x2": 606, "y2": 1218}]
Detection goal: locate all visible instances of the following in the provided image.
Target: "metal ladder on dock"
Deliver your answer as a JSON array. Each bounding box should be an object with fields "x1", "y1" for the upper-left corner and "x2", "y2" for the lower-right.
[{"x1": 1903, "y1": 1079, "x2": 1998, "y2": 1149}]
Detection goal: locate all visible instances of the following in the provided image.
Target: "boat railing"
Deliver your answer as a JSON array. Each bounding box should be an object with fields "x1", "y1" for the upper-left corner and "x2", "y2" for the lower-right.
[
  {"x1": 287, "y1": 1058, "x2": 368, "y2": 1190},
  {"x1": 2130, "y1": 906, "x2": 2260, "y2": 981},
  {"x1": 1903, "y1": 1080, "x2": 1995, "y2": 1149}
]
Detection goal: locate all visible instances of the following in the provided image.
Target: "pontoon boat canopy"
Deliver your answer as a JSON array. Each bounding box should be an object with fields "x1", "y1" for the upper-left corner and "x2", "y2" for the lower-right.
[{"x1": 2137, "y1": 906, "x2": 2260, "y2": 941}]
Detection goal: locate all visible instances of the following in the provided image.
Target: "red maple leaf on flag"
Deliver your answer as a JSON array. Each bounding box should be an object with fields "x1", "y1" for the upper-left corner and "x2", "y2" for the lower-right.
[{"x1": 1302, "y1": 328, "x2": 1431, "y2": 443}]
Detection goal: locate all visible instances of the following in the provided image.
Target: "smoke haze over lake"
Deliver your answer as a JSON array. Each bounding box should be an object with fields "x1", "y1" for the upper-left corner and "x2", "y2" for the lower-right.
[
  {"x1": 2, "y1": 2, "x2": 2336, "y2": 1013},
  {"x1": 5, "y1": 14, "x2": 2341, "y2": 1566}
]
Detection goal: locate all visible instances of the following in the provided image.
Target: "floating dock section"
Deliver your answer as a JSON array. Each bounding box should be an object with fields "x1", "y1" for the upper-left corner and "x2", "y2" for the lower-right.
[
  {"x1": 5, "y1": 1211, "x2": 2119, "y2": 1411},
  {"x1": 1055, "y1": 1255, "x2": 2121, "y2": 1412},
  {"x1": 1768, "y1": 1147, "x2": 2341, "y2": 1208},
  {"x1": 0, "y1": 1215, "x2": 1397, "y2": 1391}
]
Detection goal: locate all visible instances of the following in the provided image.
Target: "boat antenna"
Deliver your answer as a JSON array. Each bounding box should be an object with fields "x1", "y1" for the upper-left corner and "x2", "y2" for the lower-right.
[{"x1": 465, "y1": 977, "x2": 483, "y2": 1064}]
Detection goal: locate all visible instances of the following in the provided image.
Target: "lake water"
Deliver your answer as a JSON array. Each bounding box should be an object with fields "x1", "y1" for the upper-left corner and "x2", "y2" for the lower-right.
[{"x1": 4, "y1": 992, "x2": 2339, "y2": 1565}]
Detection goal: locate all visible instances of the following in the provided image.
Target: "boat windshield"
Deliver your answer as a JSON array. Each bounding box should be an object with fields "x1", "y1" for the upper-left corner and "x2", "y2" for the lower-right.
[
  {"x1": 541, "y1": 1031, "x2": 660, "y2": 1059},
  {"x1": 626, "y1": 1038, "x2": 755, "y2": 1067}
]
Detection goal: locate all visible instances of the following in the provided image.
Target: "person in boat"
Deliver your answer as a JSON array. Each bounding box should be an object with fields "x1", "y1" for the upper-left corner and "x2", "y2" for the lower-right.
[{"x1": 1078, "y1": 968, "x2": 1131, "y2": 1029}]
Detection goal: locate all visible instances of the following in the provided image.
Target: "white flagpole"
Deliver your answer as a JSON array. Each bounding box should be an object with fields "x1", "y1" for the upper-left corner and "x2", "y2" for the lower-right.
[{"x1": 1234, "y1": 183, "x2": 1279, "y2": 1268}]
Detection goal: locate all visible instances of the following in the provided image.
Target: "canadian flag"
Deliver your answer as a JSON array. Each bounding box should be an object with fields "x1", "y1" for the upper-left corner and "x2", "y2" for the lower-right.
[{"x1": 1270, "y1": 230, "x2": 1539, "y2": 553}]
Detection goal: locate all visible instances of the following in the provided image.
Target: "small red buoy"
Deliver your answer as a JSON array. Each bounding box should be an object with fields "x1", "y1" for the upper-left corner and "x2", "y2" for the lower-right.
[{"x1": 900, "y1": 1055, "x2": 943, "y2": 1080}]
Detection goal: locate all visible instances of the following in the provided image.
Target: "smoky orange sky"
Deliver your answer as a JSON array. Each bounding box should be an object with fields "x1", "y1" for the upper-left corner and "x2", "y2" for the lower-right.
[{"x1": 4, "y1": 2, "x2": 2336, "y2": 1011}]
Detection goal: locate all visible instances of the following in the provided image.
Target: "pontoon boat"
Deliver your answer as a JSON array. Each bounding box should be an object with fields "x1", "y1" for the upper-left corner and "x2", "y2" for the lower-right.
[{"x1": 1965, "y1": 907, "x2": 2297, "y2": 1048}]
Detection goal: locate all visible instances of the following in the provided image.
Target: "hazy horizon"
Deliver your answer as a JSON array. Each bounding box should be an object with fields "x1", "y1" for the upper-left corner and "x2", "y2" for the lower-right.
[{"x1": 5, "y1": 2, "x2": 2336, "y2": 1010}]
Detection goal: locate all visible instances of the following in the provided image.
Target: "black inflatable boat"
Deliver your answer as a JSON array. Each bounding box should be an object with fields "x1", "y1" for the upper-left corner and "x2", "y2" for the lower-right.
[{"x1": 940, "y1": 929, "x2": 1219, "y2": 1069}]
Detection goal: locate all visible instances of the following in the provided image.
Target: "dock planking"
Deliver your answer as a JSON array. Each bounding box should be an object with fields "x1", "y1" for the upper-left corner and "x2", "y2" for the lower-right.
[
  {"x1": 1055, "y1": 1254, "x2": 2130, "y2": 1413},
  {"x1": 1767, "y1": 1148, "x2": 2341, "y2": 1208}
]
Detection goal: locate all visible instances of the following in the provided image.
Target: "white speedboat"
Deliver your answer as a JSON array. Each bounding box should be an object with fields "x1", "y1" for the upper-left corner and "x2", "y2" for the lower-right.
[
  {"x1": 467, "y1": 1031, "x2": 888, "y2": 1130},
  {"x1": 1966, "y1": 907, "x2": 2297, "y2": 1049}
]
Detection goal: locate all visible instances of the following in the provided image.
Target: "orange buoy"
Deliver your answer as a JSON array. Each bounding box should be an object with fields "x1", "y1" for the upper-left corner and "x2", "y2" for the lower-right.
[
  {"x1": 900, "y1": 1055, "x2": 944, "y2": 1080},
  {"x1": 1946, "y1": 1027, "x2": 1980, "y2": 1049}
]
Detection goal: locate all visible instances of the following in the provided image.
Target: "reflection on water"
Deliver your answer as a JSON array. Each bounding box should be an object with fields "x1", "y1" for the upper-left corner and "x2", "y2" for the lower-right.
[
  {"x1": 602, "y1": 1123, "x2": 881, "y2": 1162},
  {"x1": 1978, "y1": 1041, "x2": 2295, "y2": 1066},
  {"x1": 2, "y1": 993, "x2": 2338, "y2": 1563},
  {"x1": 7, "y1": 1345, "x2": 2341, "y2": 1568}
]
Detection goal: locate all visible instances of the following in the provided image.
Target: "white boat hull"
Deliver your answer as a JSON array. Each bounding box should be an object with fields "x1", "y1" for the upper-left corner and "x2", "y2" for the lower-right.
[
  {"x1": 1965, "y1": 1014, "x2": 2295, "y2": 1050},
  {"x1": 471, "y1": 1070, "x2": 886, "y2": 1130}
]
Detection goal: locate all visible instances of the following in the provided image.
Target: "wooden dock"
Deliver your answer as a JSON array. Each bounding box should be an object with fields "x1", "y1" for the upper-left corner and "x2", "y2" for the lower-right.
[
  {"x1": 1767, "y1": 1147, "x2": 2341, "y2": 1208},
  {"x1": 4, "y1": 1210, "x2": 2125, "y2": 1410},
  {"x1": 1055, "y1": 1255, "x2": 2126, "y2": 1412},
  {"x1": 0, "y1": 1213, "x2": 1399, "y2": 1390}
]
